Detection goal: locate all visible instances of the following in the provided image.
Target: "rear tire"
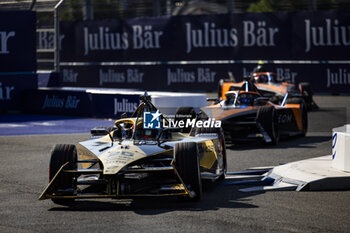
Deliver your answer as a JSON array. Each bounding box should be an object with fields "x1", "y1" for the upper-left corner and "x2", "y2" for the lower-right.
[
  {"x1": 174, "y1": 142, "x2": 202, "y2": 201},
  {"x1": 256, "y1": 106, "x2": 279, "y2": 145},
  {"x1": 49, "y1": 144, "x2": 77, "y2": 205}
]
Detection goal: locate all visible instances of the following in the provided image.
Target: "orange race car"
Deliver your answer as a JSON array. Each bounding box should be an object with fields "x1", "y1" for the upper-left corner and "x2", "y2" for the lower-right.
[
  {"x1": 218, "y1": 71, "x2": 318, "y2": 110},
  {"x1": 203, "y1": 77, "x2": 308, "y2": 145}
]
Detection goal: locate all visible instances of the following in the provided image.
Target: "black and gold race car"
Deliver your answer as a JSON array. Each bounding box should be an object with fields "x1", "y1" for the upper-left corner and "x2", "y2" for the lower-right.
[
  {"x1": 204, "y1": 77, "x2": 308, "y2": 145},
  {"x1": 39, "y1": 93, "x2": 226, "y2": 205}
]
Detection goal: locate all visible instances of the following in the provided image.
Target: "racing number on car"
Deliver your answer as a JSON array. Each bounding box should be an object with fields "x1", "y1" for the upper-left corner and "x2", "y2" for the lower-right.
[
  {"x1": 108, "y1": 151, "x2": 134, "y2": 157},
  {"x1": 121, "y1": 151, "x2": 134, "y2": 157}
]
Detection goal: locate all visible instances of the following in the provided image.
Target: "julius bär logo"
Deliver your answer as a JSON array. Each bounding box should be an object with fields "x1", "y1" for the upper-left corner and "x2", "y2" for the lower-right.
[{"x1": 143, "y1": 110, "x2": 161, "y2": 129}]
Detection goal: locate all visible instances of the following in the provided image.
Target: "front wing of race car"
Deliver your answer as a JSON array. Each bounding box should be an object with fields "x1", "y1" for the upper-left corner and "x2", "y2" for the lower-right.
[{"x1": 39, "y1": 151, "x2": 195, "y2": 200}]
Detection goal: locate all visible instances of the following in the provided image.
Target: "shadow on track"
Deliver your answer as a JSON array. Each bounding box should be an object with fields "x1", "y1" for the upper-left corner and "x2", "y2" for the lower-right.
[
  {"x1": 48, "y1": 181, "x2": 263, "y2": 214},
  {"x1": 226, "y1": 135, "x2": 330, "y2": 151}
]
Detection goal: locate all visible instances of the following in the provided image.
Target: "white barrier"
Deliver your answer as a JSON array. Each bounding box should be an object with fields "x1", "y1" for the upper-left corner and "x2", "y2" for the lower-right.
[
  {"x1": 332, "y1": 125, "x2": 350, "y2": 172},
  {"x1": 239, "y1": 124, "x2": 350, "y2": 192}
]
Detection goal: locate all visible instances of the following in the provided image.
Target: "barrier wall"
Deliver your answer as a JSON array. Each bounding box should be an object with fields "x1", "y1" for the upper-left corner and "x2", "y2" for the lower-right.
[
  {"x1": 59, "y1": 11, "x2": 350, "y2": 62},
  {"x1": 0, "y1": 74, "x2": 37, "y2": 113},
  {"x1": 23, "y1": 88, "x2": 207, "y2": 118},
  {"x1": 53, "y1": 10, "x2": 350, "y2": 93},
  {"x1": 0, "y1": 11, "x2": 37, "y2": 112},
  {"x1": 60, "y1": 63, "x2": 350, "y2": 93}
]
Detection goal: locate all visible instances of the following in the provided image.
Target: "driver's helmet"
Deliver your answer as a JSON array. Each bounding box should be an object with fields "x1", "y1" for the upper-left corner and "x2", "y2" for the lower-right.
[
  {"x1": 236, "y1": 91, "x2": 261, "y2": 105},
  {"x1": 121, "y1": 125, "x2": 133, "y2": 139},
  {"x1": 252, "y1": 64, "x2": 265, "y2": 73},
  {"x1": 252, "y1": 74, "x2": 268, "y2": 83}
]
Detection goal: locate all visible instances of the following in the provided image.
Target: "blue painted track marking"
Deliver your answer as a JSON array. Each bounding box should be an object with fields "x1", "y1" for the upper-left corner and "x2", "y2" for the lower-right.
[{"x1": 0, "y1": 114, "x2": 115, "y2": 136}]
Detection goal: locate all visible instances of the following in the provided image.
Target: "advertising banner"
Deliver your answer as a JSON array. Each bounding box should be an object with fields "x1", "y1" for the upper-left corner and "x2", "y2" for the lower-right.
[
  {"x1": 60, "y1": 64, "x2": 228, "y2": 91},
  {"x1": 0, "y1": 75, "x2": 37, "y2": 113},
  {"x1": 55, "y1": 10, "x2": 350, "y2": 93},
  {"x1": 60, "y1": 11, "x2": 350, "y2": 62},
  {"x1": 23, "y1": 88, "x2": 141, "y2": 118},
  {"x1": 23, "y1": 89, "x2": 93, "y2": 116},
  {"x1": 0, "y1": 11, "x2": 37, "y2": 112},
  {"x1": 91, "y1": 93, "x2": 140, "y2": 118},
  {"x1": 0, "y1": 11, "x2": 36, "y2": 72},
  {"x1": 60, "y1": 63, "x2": 350, "y2": 93}
]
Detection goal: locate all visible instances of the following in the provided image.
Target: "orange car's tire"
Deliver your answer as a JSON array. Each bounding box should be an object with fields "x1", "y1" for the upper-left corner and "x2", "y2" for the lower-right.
[{"x1": 257, "y1": 106, "x2": 279, "y2": 145}]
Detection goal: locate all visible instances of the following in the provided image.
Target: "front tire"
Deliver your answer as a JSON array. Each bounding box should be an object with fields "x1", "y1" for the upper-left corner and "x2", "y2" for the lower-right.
[
  {"x1": 256, "y1": 106, "x2": 279, "y2": 145},
  {"x1": 174, "y1": 142, "x2": 202, "y2": 201},
  {"x1": 49, "y1": 144, "x2": 77, "y2": 205}
]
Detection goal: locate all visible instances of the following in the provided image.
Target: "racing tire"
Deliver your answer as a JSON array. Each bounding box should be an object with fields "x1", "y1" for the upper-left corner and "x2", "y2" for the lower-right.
[
  {"x1": 299, "y1": 82, "x2": 313, "y2": 108},
  {"x1": 256, "y1": 106, "x2": 279, "y2": 145},
  {"x1": 195, "y1": 127, "x2": 227, "y2": 178},
  {"x1": 174, "y1": 142, "x2": 202, "y2": 201},
  {"x1": 49, "y1": 144, "x2": 77, "y2": 205},
  {"x1": 175, "y1": 107, "x2": 196, "y2": 133},
  {"x1": 286, "y1": 97, "x2": 308, "y2": 136}
]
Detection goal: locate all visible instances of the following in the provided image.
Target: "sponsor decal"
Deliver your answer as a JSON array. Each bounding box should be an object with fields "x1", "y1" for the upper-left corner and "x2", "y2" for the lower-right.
[
  {"x1": 167, "y1": 67, "x2": 216, "y2": 86},
  {"x1": 278, "y1": 113, "x2": 293, "y2": 124},
  {"x1": 62, "y1": 69, "x2": 78, "y2": 83},
  {"x1": 185, "y1": 21, "x2": 279, "y2": 53},
  {"x1": 143, "y1": 110, "x2": 161, "y2": 129},
  {"x1": 37, "y1": 31, "x2": 64, "y2": 50},
  {"x1": 0, "y1": 31, "x2": 15, "y2": 54},
  {"x1": 304, "y1": 19, "x2": 350, "y2": 53},
  {"x1": 114, "y1": 98, "x2": 138, "y2": 115},
  {"x1": 99, "y1": 68, "x2": 143, "y2": 86},
  {"x1": 83, "y1": 25, "x2": 164, "y2": 55},
  {"x1": 0, "y1": 82, "x2": 15, "y2": 100},
  {"x1": 326, "y1": 68, "x2": 350, "y2": 88},
  {"x1": 332, "y1": 132, "x2": 337, "y2": 159},
  {"x1": 42, "y1": 95, "x2": 80, "y2": 109},
  {"x1": 276, "y1": 68, "x2": 298, "y2": 83}
]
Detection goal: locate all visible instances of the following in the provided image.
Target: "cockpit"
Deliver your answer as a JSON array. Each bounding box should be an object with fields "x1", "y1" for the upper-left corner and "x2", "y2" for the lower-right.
[
  {"x1": 237, "y1": 92, "x2": 262, "y2": 105},
  {"x1": 111, "y1": 92, "x2": 170, "y2": 141},
  {"x1": 252, "y1": 72, "x2": 278, "y2": 84},
  {"x1": 221, "y1": 77, "x2": 265, "y2": 107},
  {"x1": 222, "y1": 91, "x2": 262, "y2": 107}
]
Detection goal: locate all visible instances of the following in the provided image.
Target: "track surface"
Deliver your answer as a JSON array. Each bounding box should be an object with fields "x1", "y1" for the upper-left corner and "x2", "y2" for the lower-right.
[
  {"x1": 0, "y1": 115, "x2": 114, "y2": 136},
  {"x1": 0, "y1": 95, "x2": 349, "y2": 233}
]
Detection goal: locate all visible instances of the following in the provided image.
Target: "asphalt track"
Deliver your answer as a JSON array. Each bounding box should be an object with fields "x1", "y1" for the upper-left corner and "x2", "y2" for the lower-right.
[{"x1": 0, "y1": 95, "x2": 349, "y2": 233}]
